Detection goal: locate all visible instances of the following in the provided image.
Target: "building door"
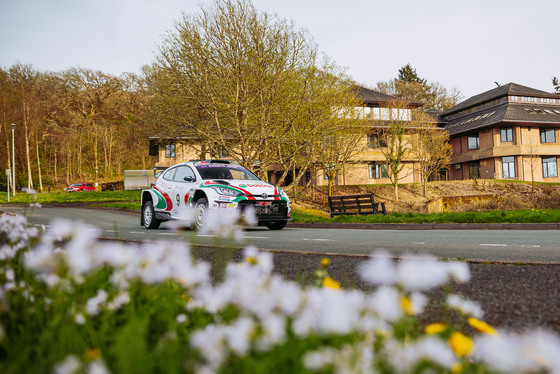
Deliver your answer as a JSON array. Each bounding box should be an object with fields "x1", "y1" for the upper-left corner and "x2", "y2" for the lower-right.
[
  {"x1": 502, "y1": 156, "x2": 515, "y2": 179},
  {"x1": 469, "y1": 161, "x2": 480, "y2": 179}
]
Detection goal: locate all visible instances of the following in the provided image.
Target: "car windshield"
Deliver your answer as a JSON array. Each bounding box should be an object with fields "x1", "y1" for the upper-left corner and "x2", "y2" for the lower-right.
[
  {"x1": 70, "y1": 184, "x2": 81, "y2": 187},
  {"x1": 195, "y1": 164, "x2": 260, "y2": 181}
]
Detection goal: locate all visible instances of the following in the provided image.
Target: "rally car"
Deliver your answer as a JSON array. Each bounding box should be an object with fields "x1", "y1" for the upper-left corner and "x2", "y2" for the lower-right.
[{"x1": 140, "y1": 160, "x2": 291, "y2": 230}]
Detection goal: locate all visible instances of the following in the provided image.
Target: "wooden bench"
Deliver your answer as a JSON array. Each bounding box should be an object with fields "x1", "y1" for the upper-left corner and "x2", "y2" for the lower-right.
[{"x1": 328, "y1": 193, "x2": 387, "y2": 218}]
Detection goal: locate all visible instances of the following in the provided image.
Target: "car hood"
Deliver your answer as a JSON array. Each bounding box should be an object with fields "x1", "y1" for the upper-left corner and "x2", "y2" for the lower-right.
[{"x1": 201, "y1": 180, "x2": 283, "y2": 198}]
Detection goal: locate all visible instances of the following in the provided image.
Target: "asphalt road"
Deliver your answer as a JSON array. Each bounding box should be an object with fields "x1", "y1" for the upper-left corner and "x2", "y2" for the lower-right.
[{"x1": 3, "y1": 206, "x2": 560, "y2": 263}]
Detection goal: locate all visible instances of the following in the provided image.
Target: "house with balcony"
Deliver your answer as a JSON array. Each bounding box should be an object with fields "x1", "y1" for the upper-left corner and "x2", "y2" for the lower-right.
[{"x1": 441, "y1": 83, "x2": 560, "y2": 182}]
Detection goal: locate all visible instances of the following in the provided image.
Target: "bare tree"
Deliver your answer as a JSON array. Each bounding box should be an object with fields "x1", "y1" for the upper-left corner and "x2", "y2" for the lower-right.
[
  {"x1": 369, "y1": 100, "x2": 418, "y2": 202},
  {"x1": 413, "y1": 117, "x2": 452, "y2": 196},
  {"x1": 146, "y1": 0, "x2": 357, "y2": 182}
]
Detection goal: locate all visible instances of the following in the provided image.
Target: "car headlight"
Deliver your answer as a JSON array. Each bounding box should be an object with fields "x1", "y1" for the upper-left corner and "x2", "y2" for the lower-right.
[{"x1": 213, "y1": 186, "x2": 242, "y2": 196}]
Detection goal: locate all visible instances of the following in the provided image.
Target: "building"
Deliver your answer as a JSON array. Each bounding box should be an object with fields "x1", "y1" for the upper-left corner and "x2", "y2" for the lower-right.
[
  {"x1": 309, "y1": 86, "x2": 426, "y2": 187},
  {"x1": 440, "y1": 83, "x2": 560, "y2": 182},
  {"x1": 148, "y1": 86, "x2": 431, "y2": 187}
]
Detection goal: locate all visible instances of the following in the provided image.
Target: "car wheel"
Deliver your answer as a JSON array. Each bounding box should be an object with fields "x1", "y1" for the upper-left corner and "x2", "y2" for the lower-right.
[
  {"x1": 194, "y1": 198, "x2": 209, "y2": 230},
  {"x1": 265, "y1": 220, "x2": 287, "y2": 230},
  {"x1": 142, "y1": 201, "x2": 161, "y2": 229}
]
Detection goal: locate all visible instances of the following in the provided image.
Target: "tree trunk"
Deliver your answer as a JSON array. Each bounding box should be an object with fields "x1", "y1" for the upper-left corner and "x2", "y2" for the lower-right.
[
  {"x1": 54, "y1": 150, "x2": 58, "y2": 184},
  {"x1": 35, "y1": 133, "x2": 43, "y2": 192},
  {"x1": 23, "y1": 102, "x2": 34, "y2": 190}
]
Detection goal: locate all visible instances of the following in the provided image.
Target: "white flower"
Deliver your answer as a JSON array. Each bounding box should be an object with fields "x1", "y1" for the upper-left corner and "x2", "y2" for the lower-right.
[
  {"x1": 396, "y1": 255, "x2": 471, "y2": 291},
  {"x1": 446, "y1": 294, "x2": 484, "y2": 318},
  {"x1": 385, "y1": 336, "x2": 456, "y2": 372},
  {"x1": 176, "y1": 314, "x2": 187, "y2": 324},
  {"x1": 359, "y1": 251, "x2": 396, "y2": 286},
  {"x1": 257, "y1": 314, "x2": 286, "y2": 350},
  {"x1": 53, "y1": 355, "x2": 81, "y2": 374},
  {"x1": 86, "y1": 359, "x2": 111, "y2": 374},
  {"x1": 85, "y1": 289, "x2": 108, "y2": 316},
  {"x1": 75, "y1": 313, "x2": 86, "y2": 325},
  {"x1": 367, "y1": 286, "x2": 403, "y2": 322}
]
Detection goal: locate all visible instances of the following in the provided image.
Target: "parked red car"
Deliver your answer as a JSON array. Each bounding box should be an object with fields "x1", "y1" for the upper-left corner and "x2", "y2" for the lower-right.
[{"x1": 65, "y1": 183, "x2": 95, "y2": 192}]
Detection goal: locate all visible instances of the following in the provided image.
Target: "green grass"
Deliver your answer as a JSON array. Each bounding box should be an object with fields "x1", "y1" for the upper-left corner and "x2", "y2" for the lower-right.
[
  {"x1": 89, "y1": 201, "x2": 141, "y2": 210},
  {"x1": 2, "y1": 190, "x2": 559, "y2": 224},
  {"x1": 291, "y1": 208, "x2": 560, "y2": 224},
  {"x1": 0, "y1": 190, "x2": 140, "y2": 205}
]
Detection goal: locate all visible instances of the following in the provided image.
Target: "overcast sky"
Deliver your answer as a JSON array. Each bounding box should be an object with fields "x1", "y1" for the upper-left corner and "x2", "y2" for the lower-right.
[{"x1": 1, "y1": 0, "x2": 558, "y2": 100}]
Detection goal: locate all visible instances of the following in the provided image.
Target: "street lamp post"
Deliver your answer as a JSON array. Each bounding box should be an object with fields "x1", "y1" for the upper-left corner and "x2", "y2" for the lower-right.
[
  {"x1": 95, "y1": 167, "x2": 98, "y2": 190},
  {"x1": 11, "y1": 123, "x2": 16, "y2": 196}
]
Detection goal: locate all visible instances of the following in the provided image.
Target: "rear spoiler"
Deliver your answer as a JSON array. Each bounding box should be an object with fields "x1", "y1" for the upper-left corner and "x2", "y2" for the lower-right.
[{"x1": 153, "y1": 166, "x2": 168, "y2": 179}]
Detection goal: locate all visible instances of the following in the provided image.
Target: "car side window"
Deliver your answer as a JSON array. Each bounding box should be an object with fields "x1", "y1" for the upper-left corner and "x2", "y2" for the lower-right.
[
  {"x1": 174, "y1": 166, "x2": 196, "y2": 183},
  {"x1": 162, "y1": 168, "x2": 176, "y2": 181}
]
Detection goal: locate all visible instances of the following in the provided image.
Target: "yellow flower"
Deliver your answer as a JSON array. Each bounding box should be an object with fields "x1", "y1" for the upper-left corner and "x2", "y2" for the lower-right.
[
  {"x1": 320, "y1": 257, "x2": 330, "y2": 267},
  {"x1": 468, "y1": 317, "x2": 497, "y2": 335},
  {"x1": 322, "y1": 277, "x2": 340, "y2": 289},
  {"x1": 425, "y1": 322, "x2": 447, "y2": 335},
  {"x1": 449, "y1": 332, "x2": 474, "y2": 358},
  {"x1": 245, "y1": 257, "x2": 257, "y2": 265},
  {"x1": 85, "y1": 348, "x2": 101, "y2": 361},
  {"x1": 400, "y1": 297, "x2": 415, "y2": 315},
  {"x1": 452, "y1": 362, "x2": 463, "y2": 373}
]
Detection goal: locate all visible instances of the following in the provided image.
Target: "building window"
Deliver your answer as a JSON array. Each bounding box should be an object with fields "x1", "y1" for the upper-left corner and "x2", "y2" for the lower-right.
[
  {"x1": 165, "y1": 144, "x2": 175, "y2": 158},
  {"x1": 540, "y1": 128, "x2": 556, "y2": 143},
  {"x1": 211, "y1": 147, "x2": 229, "y2": 158},
  {"x1": 543, "y1": 157, "x2": 558, "y2": 178},
  {"x1": 469, "y1": 161, "x2": 480, "y2": 179},
  {"x1": 367, "y1": 135, "x2": 387, "y2": 148},
  {"x1": 500, "y1": 127, "x2": 513, "y2": 142},
  {"x1": 502, "y1": 156, "x2": 515, "y2": 179},
  {"x1": 369, "y1": 163, "x2": 388, "y2": 179},
  {"x1": 467, "y1": 135, "x2": 479, "y2": 150}
]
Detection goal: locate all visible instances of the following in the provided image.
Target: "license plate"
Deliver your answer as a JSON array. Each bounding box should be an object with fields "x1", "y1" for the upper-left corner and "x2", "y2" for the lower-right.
[
  {"x1": 257, "y1": 201, "x2": 272, "y2": 206},
  {"x1": 255, "y1": 204, "x2": 278, "y2": 214}
]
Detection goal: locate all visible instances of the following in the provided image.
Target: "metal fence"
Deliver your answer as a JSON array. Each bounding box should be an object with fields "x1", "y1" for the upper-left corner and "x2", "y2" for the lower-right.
[{"x1": 124, "y1": 170, "x2": 156, "y2": 190}]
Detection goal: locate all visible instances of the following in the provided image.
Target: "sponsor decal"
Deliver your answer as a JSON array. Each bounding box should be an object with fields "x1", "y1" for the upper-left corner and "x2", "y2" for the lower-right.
[{"x1": 153, "y1": 186, "x2": 173, "y2": 211}]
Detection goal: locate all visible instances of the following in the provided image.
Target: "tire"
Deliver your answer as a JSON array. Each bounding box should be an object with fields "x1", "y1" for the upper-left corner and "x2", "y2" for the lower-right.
[
  {"x1": 142, "y1": 201, "x2": 161, "y2": 229},
  {"x1": 194, "y1": 198, "x2": 209, "y2": 230},
  {"x1": 265, "y1": 220, "x2": 287, "y2": 230}
]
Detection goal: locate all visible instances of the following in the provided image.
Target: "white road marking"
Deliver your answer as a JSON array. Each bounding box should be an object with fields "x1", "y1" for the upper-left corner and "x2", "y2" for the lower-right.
[
  {"x1": 302, "y1": 238, "x2": 335, "y2": 242},
  {"x1": 480, "y1": 244, "x2": 541, "y2": 248},
  {"x1": 129, "y1": 231, "x2": 146, "y2": 234},
  {"x1": 196, "y1": 234, "x2": 216, "y2": 238},
  {"x1": 159, "y1": 232, "x2": 178, "y2": 236},
  {"x1": 413, "y1": 242, "x2": 426, "y2": 245}
]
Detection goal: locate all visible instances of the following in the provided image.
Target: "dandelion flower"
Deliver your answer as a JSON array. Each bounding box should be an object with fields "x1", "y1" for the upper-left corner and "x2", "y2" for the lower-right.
[
  {"x1": 84, "y1": 349, "x2": 101, "y2": 361},
  {"x1": 400, "y1": 297, "x2": 414, "y2": 315},
  {"x1": 322, "y1": 277, "x2": 340, "y2": 290},
  {"x1": 320, "y1": 258, "x2": 330, "y2": 267},
  {"x1": 425, "y1": 322, "x2": 447, "y2": 335},
  {"x1": 449, "y1": 332, "x2": 474, "y2": 358},
  {"x1": 468, "y1": 317, "x2": 497, "y2": 335}
]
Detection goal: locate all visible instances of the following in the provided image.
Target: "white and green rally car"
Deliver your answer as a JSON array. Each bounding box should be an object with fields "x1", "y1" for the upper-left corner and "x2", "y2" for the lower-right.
[{"x1": 141, "y1": 160, "x2": 291, "y2": 230}]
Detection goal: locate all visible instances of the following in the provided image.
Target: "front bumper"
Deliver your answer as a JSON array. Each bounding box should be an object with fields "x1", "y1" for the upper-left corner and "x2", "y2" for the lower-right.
[{"x1": 216, "y1": 199, "x2": 291, "y2": 221}]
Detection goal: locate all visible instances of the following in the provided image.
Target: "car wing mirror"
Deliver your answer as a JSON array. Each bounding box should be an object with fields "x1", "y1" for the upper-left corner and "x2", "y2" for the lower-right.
[{"x1": 184, "y1": 176, "x2": 196, "y2": 182}]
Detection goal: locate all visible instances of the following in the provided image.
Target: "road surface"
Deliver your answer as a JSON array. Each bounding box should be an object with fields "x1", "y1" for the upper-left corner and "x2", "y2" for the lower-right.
[{"x1": 3, "y1": 206, "x2": 560, "y2": 263}]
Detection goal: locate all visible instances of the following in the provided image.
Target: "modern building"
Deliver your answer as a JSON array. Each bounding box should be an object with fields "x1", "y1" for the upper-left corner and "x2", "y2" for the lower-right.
[{"x1": 440, "y1": 83, "x2": 560, "y2": 182}]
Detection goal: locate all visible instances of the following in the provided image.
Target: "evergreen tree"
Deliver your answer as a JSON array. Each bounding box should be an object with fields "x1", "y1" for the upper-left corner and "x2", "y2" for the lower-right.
[{"x1": 397, "y1": 63, "x2": 427, "y2": 85}]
